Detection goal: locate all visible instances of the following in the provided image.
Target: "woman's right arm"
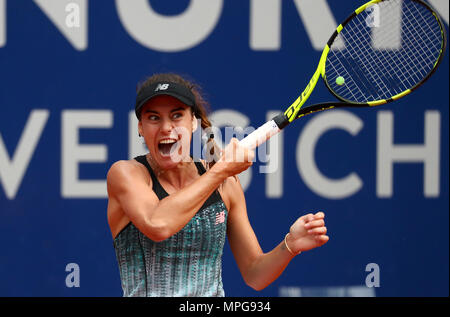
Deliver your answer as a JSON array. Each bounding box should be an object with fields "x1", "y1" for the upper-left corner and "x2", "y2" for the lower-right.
[{"x1": 107, "y1": 138, "x2": 253, "y2": 242}]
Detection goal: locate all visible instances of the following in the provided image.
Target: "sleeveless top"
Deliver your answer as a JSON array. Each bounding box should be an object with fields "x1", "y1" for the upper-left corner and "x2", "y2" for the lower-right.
[{"x1": 113, "y1": 155, "x2": 228, "y2": 297}]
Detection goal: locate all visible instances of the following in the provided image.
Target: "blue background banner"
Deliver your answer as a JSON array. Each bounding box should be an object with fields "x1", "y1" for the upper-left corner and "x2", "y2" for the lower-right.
[{"x1": 0, "y1": 0, "x2": 448, "y2": 297}]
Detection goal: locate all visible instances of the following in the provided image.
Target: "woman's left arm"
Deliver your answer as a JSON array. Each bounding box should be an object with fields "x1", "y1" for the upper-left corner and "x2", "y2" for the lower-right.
[{"x1": 225, "y1": 177, "x2": 329, "y2": 291}]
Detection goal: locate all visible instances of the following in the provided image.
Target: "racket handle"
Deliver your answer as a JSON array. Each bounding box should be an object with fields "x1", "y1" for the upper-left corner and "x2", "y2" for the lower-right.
[{"x1": 239, "y1": 120, "x2": 281, "y2": 150}]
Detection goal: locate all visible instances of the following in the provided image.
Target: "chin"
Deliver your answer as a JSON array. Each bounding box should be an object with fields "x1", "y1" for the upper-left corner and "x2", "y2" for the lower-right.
[
  {"x1": 155, "y1": 149, "x2": 191, "y2": 169},
  {"x1": 159, "y1": 155, "x2": 181, "y2": 168}
]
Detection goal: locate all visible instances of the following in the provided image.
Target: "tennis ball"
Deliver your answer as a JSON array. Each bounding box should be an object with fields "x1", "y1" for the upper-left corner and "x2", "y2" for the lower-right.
[{"x1": 336, "y1": 76, "x2": 345, "y2": 85}]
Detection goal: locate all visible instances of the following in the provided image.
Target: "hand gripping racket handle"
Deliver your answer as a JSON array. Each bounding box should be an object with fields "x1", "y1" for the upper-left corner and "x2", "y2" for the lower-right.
[{"x1": 239, "y1": 120, "x2": 281, "y2": 150}]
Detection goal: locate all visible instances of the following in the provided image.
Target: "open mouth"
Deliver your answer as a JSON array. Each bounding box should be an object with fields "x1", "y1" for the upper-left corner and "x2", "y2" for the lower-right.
[{"x1": 157, "y1": 138, "x2": 179, "y2": 157}]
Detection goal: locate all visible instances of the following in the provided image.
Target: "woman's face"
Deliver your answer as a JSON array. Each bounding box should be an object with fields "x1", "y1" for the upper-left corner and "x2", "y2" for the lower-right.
[{"x1": 138, "y1": 95, "x2": 197, "y2": 170}]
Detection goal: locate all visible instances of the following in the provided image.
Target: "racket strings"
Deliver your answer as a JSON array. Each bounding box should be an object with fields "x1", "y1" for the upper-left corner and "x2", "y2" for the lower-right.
[
  {"x1": 370, "y1": 5, "x2": 427, "y2": 87},
  {"x1": 325, "y1": 0, "x2": 443, "y2": 103},
  {"x1": 340, "y1": 2, "x2": 426, "y2": 98},
  {"x1": 331, "y1": 20, "x2": 396, "y2": 100},
  {"x1": 352, "y1": 1, "x2": 439, "y2": 98},
  {"x1": 337, "y1": 1, "x2": 436, "y2": 98},
  {"x1": 332, "y1": 26, "x2": 391, "y2": 101},
  {"x1": 345, "y1": 25, "x2": 393, "y2": 97},
  {"x1": 399, "y1": 4, "x2": 441, "y2": 80}
]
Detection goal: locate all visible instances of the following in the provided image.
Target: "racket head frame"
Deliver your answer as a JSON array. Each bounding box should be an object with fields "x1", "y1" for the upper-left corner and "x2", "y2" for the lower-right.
[
  {"x1": 242, "y1": 0, "x2": 447, "y2": 149},
  {"x1": 321, "y1": 0, "x2": 447, "y2": 108}
]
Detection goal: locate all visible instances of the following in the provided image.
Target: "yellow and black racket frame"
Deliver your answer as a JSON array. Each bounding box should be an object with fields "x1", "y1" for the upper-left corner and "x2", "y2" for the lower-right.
[{"x1": 272, "y1": 0, "x2": 447, "y2": 130}]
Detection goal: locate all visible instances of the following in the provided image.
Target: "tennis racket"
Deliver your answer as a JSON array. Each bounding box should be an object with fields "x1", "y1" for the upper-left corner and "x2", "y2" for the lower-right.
[{"x1": 240, "y1": 0, "x2": 447, "y2": 150}]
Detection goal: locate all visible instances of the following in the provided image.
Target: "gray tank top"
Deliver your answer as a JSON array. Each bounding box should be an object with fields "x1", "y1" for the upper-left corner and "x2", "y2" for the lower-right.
[{"x1": 113, "y1": 156, "x2": 228, "y2": 297}]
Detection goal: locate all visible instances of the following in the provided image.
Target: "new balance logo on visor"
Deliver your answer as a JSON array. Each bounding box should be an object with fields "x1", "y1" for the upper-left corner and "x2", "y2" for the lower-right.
[{"x1": 155, "y1": 83, "x2": 169, "y2": 91}]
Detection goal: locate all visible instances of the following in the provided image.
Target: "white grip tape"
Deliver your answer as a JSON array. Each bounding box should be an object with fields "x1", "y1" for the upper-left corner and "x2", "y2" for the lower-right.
[{"x1": 239, "y1": 120, "x2": 281, "y2": 150}]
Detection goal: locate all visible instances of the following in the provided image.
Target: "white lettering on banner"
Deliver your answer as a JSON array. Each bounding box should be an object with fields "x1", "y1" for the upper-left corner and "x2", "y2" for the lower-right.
[
  {"x1": 208, "y1": 110, "x2": 252, "y2": 191},
  {"x1": 292, "y1": 0, "x2": 345, "y2": 50},
  {"x1": 0, "y1": 0, "x2": 5, "y2": 47},
  {"x1": 297, "y1": 110, "x2": 364, "y2": 199},
  {"x1": 0, "y1": 109, "x2": 443, "y2": 200},
  {"x1": 279, "y1": 285, "x2": 376, "y2": 297},
  {"x1": 32, "y1": 0, "x2": 87, "y2": 50},
  {"x1": 0, "y1": 110, "x2": 49, "y2": 199},
  {"x1": 263, "y1": 111, "x2": 283, "y2": 198},
  {"x1": 128, "y1": 112, "x2": 147, "y2": 160},
  {"x1": 250, "y1": 0, "x2": 281, "y2": 50},
  {"x1": 428, "y1": 0, "x2": 449, "y2": 25},
  {"x1": 370, "y1": 3, "x2": 402, "y2": 49},
  {"x1": 61, "y1": 110, "x2": 112, "y2": 198},
  {"x1": 376, "y1": 111, "x2": 440, "y2": 198},
  {"x1": 1, "y1": 1, "x2": 447, "y2": 51},
  {"x1": 115, "y1": 0, "x2": 223, "y2": 52}
]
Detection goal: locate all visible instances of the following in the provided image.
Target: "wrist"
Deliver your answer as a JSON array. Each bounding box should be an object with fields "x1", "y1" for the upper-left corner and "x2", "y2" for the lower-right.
[
  {"x1": 208, "y1": 163, "x2": 229, "y2": 182},
  {"x1": 284, "y1": 233, "x2": 301, "y2": 257}
]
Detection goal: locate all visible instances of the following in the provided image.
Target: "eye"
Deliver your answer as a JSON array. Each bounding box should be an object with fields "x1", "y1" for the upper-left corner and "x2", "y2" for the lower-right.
[
  {"x1": 172, "y1": 112, "x2": 184, "y2": 120},
  {"x1": 148, "y1": 114, "x2": 159, "y2": 121}
]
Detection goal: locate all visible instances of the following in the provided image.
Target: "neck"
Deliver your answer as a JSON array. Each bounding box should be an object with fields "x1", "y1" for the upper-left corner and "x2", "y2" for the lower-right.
[{"x1": 145, "y1": 154, "x2": 197, "y2": 189}]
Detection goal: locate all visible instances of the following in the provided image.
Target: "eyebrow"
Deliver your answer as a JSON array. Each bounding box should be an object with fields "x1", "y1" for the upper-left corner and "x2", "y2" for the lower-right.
[{"x1": 144, "y1": 107, "x2": 186, "y2": 114}]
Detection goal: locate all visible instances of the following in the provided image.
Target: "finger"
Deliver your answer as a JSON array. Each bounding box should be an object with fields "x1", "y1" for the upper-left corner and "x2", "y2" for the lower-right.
[
  {"x1": 308, "y1": 227, "x2": 327, "y2": 235},
  {"x1": 314, "y1": 211, "x2": 325, "y2": 219},
  {"x1": 315, "y1": 235, "x2": 329, "y2": 244},
  {"x1": 304, "y1": 219, "x2": 325, "y2": 229},
  {"x1": 307, "y1": 213, "x2": 315, "y2": 222},
  {"x1": 300, "y1": 213, "x2": 314, "y2": 223},
  {"x1": 247, "y1": 149, "x2": 255, "y2": 162}
]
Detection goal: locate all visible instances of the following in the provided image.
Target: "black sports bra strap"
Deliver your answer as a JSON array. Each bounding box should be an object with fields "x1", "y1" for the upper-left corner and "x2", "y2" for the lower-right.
[
  {"x1": 134, "y1": 155, "x2": 169, "y2": 200},
  {"x1": 194, "y1": 160, "x2": 207, "y2": 175},
  {"x1": 193, "y1": 160, "x2": 222, "y2": 207},
  {"x1": 134, "y1": 155, "x2": 221, "y2": 207}
]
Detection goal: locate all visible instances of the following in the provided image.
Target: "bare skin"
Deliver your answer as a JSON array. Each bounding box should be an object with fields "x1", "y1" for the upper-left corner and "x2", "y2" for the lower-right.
[{"x1": 107, "y1": 95, "x2": 329, "y2": 291}]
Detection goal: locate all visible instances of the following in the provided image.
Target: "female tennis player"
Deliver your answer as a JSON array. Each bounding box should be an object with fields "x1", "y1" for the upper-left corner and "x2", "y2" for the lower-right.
[{"x1": 107, "y1": 73, "x2": 329, "y2": 297}]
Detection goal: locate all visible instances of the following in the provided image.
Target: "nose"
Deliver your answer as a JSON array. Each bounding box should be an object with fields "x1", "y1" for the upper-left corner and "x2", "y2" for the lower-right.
[{"x1": 160, "y1": 118, "x2": 174, "y2": 133}]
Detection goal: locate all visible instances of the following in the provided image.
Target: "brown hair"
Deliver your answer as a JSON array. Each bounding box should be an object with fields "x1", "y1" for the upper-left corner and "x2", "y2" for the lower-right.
[{"x1": 137, "y1": 73, "x2": 220, "y2": 168}]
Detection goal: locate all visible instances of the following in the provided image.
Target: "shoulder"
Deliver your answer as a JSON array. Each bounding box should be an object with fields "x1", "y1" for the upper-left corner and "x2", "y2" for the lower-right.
[
  {"x1": 198, "y1": 159, "x2": 244, "y2": 195},
  {"x1": 107, "y1": 159, "x2": 145, "y2": 180},
  {"x1": 107, "y1": 158, "x2": 151, "y2": 193},
  {"x1": 221, "y1": 175, "x2": 245, "y2": 209},
  {"x1": 223, "y1": 175, "x2": 242, "y2": 191},
  {"x1": 197, "y1": 159, "x2": 245, "y2": 209}
]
